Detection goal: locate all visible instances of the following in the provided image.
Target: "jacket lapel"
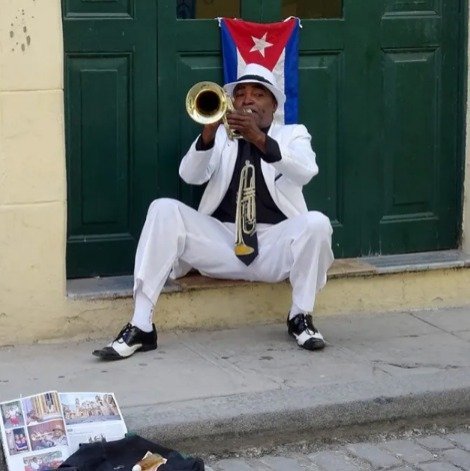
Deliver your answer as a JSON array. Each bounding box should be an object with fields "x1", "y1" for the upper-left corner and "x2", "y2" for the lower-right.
[
  {"x1": 261, "y1": 123, "x2": 278, "y2": 201},
  {"x1": 219, "y1": 137, "x2": 239, "y2": 199}
]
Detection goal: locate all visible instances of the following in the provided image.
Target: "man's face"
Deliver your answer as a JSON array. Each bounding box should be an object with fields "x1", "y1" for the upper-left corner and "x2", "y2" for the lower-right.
[{"x1": 232, "y1": 83, "x2": 277, "y2": 128}]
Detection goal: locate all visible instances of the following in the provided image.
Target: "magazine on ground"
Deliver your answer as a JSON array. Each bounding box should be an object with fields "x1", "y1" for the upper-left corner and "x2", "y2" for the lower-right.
[{"x1": 0, "y1": 391, "x2": 128, "y2": 471}]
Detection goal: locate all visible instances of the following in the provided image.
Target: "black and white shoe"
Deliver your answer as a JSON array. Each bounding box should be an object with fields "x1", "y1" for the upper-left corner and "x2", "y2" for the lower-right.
[
  {"x1": 287, "y1": 313, "x2": 325, "y2": 351},
  {"x1": 92, "y1": 323, "x2": 157, "y2": 361}
]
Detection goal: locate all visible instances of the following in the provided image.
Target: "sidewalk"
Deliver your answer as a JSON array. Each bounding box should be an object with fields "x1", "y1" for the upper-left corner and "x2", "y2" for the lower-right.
[{"x1": 1, "y1": 306, "x2": 469, "y2": 466}]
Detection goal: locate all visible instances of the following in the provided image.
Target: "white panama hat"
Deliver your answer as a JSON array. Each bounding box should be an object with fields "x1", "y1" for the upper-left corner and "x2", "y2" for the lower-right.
[{"x1": 223, "y1": 63, "x2": 286, "y2": 109}]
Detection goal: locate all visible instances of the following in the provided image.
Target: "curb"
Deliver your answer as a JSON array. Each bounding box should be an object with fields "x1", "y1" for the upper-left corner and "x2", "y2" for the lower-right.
[{"x1": 124, "y1": 369, "x2": 470, "y2": 454}]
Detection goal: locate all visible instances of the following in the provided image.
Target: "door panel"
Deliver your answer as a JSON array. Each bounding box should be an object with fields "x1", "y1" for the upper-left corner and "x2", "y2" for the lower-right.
[
  {"x1": 64, "y1": 0, "x2": 132, "y2": 16},
  {"x1": 385, "y1": 0, "x2": 440, "y2": 13},
  {"x1": 382, "y1": 51, "x2": 438, "y2": 211},
  {"x1": 63, "y1": 1, "x2": 158, "y2": 277},
  {"x1": 377, "y1": 0, "x2": 460, "y2": 253},
  {"x1": 299, "y1": 51, "x2": 346, "y2": 254},
  {"x1": 294, "y1": 15, "x2": 350, "y2": 255},
  {"x1": 67, "y1": 56, "x2": 130, "y2": 229}
]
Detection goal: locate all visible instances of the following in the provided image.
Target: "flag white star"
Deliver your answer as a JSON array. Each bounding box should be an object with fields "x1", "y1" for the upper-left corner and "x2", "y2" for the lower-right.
[{"x1": 249, "y1": 32, "x2": 273, "y2": 58}]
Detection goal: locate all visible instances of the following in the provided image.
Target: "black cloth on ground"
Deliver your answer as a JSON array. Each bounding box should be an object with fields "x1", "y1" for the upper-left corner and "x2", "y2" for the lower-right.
[{"x1": 57, "y1": 434, "x2": 204, "y2": 471}]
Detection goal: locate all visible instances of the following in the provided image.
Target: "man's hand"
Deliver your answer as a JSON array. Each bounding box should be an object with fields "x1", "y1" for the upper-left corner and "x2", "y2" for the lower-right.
[{"x1": 226, "y1": 110, "x2": 266, "y2": 152}]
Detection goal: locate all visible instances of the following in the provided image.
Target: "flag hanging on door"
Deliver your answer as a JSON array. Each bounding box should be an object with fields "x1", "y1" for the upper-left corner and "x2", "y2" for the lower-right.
[{"x1": 219, "y1": 17, "x2": 300, "y2": 124}]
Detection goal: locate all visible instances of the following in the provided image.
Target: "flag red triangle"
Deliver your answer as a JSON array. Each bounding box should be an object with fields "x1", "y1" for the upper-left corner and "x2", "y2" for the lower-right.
[{"x1": 224, "y1": 18, "x2": 296, "y2": 71}]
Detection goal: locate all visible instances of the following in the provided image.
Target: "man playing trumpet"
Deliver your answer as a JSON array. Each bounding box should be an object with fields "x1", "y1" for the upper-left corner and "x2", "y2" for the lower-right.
[{"x1": 93, "y1": 63, "x2": 334, "y2": 360}]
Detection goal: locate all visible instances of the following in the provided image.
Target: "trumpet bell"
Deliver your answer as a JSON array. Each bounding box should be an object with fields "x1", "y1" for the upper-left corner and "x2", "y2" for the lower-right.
[{"x1": 186, "y1": 81, "x2": 228, "y2": 125}]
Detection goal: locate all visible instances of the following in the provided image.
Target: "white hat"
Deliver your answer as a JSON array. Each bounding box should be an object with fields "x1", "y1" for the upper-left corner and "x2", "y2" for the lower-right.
[{"x1": 223, "y1": 63, "x2": 286, "y2": 109}]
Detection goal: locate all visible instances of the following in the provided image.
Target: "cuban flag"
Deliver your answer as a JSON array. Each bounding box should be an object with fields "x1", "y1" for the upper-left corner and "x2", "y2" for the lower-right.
[{"x1": 220, "y1": 17, "x2": 300, "y2": 124}]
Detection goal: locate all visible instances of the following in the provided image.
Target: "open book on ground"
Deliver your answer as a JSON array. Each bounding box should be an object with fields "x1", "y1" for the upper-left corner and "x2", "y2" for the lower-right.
[{"x1": 0, "y1": 391, "x2": 127, "y2": 471}]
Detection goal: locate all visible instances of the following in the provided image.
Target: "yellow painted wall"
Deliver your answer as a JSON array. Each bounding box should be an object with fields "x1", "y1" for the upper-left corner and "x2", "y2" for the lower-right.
[{"x1": 0, "y1": 0, "x2": 69, "y2": 343}]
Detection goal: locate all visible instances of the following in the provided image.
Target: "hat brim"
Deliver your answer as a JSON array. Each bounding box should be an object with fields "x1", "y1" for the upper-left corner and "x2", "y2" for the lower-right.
[{"x1": 224, "y1": 79, "x2": 286, "y2": 109}]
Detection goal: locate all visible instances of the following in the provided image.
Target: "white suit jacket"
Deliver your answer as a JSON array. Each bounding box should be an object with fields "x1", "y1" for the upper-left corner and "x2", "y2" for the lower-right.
[{"x1": 179, "y1": 122, "x2": 318, "y2": 219}]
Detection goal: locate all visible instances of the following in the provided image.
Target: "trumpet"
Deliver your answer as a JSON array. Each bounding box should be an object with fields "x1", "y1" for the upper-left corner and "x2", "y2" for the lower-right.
[
  {"x1": 186, "y1": 81, "x2": 249, "y2": 140},
  {"x1": 234, "y1": 160, "x2": 256, "y2": 255}
]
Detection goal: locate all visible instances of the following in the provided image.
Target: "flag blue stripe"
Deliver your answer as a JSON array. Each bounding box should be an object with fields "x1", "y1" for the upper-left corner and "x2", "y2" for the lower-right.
[
  {"x1": 221, "y1": 21, "x2": 238, "y2": 85},
  {"x1": 284, "y1": 19, "x2": 300, "y2": 124}
]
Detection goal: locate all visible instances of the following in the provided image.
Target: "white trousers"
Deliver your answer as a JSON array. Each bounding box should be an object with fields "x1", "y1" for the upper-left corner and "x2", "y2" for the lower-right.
[{"x1": 134, "y1": 198, "x2": 334, "y2": 313}]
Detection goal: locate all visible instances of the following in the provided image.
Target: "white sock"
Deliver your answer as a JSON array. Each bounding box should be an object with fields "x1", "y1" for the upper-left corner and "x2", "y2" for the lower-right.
[
  {"x1": 289, "y1": 303, "x2": 306, "y2": 320},
  {"x1": 131, "y1": 290, "x2": 154, "y2": 332}
]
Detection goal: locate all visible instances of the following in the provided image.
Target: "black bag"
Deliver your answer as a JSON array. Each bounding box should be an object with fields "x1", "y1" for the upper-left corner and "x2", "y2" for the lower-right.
[{"x1": 57, "y1": 434, "x2": 204, "y2": 471}]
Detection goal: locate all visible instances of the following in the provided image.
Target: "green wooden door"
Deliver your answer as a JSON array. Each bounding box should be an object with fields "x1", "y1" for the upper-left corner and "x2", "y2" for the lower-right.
[
  {"x1": 63, "y1": 0, "x2": 465, "y2": 277},
  {"x1": 372, "y1": 0, "x2": 463, "y2": 255},
  {"x1": 292, "y1": 0, "x2": 464, "y2": 257},
  {"x1": 63, "y1": 1, "x2": 159, "y2": 277}
]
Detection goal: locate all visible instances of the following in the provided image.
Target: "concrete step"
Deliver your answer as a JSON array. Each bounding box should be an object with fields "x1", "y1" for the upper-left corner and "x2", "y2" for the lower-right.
[
  {"x1": 68, "y1": 250, "x2": 470, "y2": 301},
  {"x1": 58, "y1": 250, "x2": 470, "y2": 345}
]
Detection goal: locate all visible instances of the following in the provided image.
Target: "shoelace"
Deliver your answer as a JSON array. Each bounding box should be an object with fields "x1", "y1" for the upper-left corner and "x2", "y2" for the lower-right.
[
  {"x1": 114, "y1": 323, "x2": 132, "y2": 342},
  {"x1": 299, "y1": 315, "x2": 317, "y2": 335}
]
